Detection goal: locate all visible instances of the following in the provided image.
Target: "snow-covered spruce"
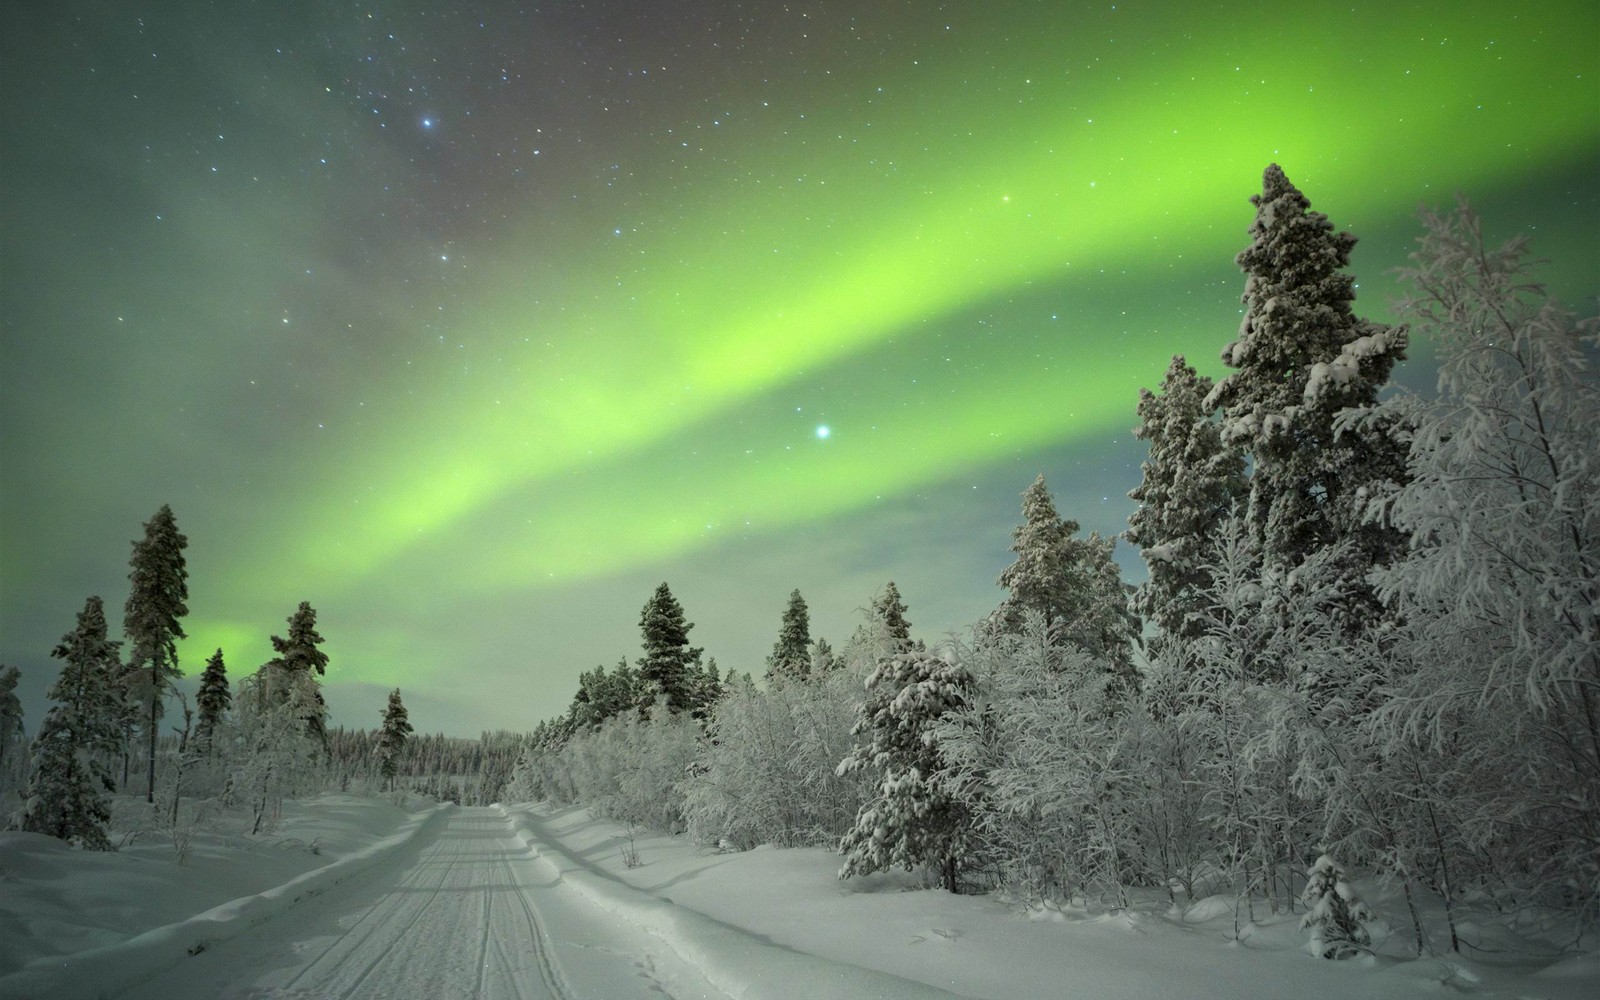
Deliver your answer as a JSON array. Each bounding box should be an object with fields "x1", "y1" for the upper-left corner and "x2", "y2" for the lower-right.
[
  {"x1": 19, "y1": 596, "x2": 126, "y2": 849},
  {"x1": 838, "y1": 647, "x2": 978, "y2": 892},
  {"x1": 1299, "y1": 854, "x2": 1374, "y2": 959},
  {"x1": 1126, "y1": 355, "x2": 1246, "y2": 654},
  {"x1": 1208, "y1": 164, "x2": 1407, "y2": 603}
]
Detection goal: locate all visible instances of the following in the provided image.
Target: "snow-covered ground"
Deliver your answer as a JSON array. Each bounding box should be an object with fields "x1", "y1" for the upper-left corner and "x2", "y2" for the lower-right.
[{"x1": 2, "y1": 795, "x2": 1597, "y2": 999}]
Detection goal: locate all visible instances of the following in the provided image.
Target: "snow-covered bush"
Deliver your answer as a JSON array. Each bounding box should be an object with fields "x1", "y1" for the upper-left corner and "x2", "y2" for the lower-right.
[
  {"x1": 938, "y1": 614, "x2": 1140, "y2": 908},
  {"x1": 1349, "y1": 201, "x2": 1600, "y2": 923},
  {"x1": 221, "y1": 669, "x2": 326, "y2": 835},
  {"x1": 543, "y1": 700, "x2": 701, "y2": 832},
  {"x1": 1300, "y1": 854, "x2": 1374, "y2": 958},
  {"x1": 684, "y1": 665, "x2": 871, "y2": 850}
]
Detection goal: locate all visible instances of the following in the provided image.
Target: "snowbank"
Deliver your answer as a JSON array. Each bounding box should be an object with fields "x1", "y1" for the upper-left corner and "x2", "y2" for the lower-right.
[
  {"x1": 503, "y1": 802, "x2": 1600, "y2": 1000},
  {"x1": 499, "y1": 804, "x2": 968, "y2": 1000},
  {"x1": 0, "y1": 795, "x2": 449, "y2": 1000}
]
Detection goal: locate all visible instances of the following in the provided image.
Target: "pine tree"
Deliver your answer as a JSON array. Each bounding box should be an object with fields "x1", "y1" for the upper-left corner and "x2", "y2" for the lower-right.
[
  {"x1": 21, "y1": 598, "x2": 125, "y2": 849},
  {"x1": 264, "y1": 602, "x2": 329, "y2": 747},
  {"x1": 637, "y1": 583, "x2": 703, "y2": 714},
  {"x1": 994, "y1": 476, "x2": 1139, "y2": 690},
  {"x1": 838, "y1": 647, "x2": 978, "y2": 892},
  {"x1": 194, "y1": 648, "x2": 231, "y2": 754},
  {"x1": 378, "y1": 689, "x2": 413, "y2": 790},
  {"x1": 1126, "y1": 356, "x2": 1247, "y2": 650},
  {"x1": 0, "y1": 665, "x2": 27, "y2": 798},
  {"x1": 1209, "y1": 165, "x2": 1407, "y2": 578},
  {"x1": 124, "y1": 504, "x2": 189, "y2": 803},
  {"x1": 766, "y1": 589, "x2": 812, "y2": 683},
  {"x1": 48, "y1": 597, "x2": 126, "y2": 767},
  {"x1": 870, "y1": 582, "x2": 913, "y2": 653}
]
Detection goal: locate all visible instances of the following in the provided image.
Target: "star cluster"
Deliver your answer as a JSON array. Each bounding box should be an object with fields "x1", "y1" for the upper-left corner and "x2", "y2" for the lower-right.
[{"x1": 2, "y1": 0, "x2": 1595, "y2": 732}]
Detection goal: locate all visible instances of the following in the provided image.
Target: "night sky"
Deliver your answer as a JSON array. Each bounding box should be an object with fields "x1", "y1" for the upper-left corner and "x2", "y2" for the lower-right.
[{"x1": 3, "y1": 1, "x2": 1596, "y2": 737}]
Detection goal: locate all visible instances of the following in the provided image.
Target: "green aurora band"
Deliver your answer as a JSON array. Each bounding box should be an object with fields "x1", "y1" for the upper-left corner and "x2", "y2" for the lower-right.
[{"x1": 139, "y1": 2, "x2": 1595, "y2": 685}]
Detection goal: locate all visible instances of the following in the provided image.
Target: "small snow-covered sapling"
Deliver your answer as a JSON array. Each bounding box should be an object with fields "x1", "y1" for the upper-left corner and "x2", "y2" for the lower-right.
[{"x1": 1299, "y1": 854, "x2": 1374, "y2": 959}]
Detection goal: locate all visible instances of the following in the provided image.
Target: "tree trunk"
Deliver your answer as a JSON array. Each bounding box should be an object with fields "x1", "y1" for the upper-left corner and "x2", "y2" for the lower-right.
[{"x1": 147, "y1": 683, "x2": 158, "y2": 804}]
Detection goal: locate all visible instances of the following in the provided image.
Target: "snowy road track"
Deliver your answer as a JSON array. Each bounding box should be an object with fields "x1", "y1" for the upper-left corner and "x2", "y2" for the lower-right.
[{"x1": 108, "y1": 808, "x2": 728, "y2": 1000}]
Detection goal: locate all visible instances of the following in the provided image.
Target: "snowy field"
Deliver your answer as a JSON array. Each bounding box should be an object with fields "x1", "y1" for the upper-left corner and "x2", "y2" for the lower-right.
[{"x1": 2, "y1": 793, "x2": 1597, "y2": 999}]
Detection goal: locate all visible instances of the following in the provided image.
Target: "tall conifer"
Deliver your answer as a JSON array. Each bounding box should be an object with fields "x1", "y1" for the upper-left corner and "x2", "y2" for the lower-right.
[
  {"x1": 1209, "y1": 165, "x2": 1406, "y2": 577},
  {"x1": 194, "y1": 648, "x2": 231, "y2": 753},
  {"x1": 1127, "y1": 356, "x2": 1247, "y2": 650},
  {"x1": 766, "y1": 589, "x2": 813, "y2": 683},
  {"x1": 265, "y1": 602, "x2": 330, "y2": 747},
  {"x1": 124, "y1": 504, "x2": 189, "y2": 802},
  {"x1": 22, "y1": 597, "x2": 124, "y2": 848},
  {"x1": 378, "y1": 689, "x2": 413, "y2": 790},
  {"x1": 637, "y1": 583, "x2": 702, "y2": 714}
]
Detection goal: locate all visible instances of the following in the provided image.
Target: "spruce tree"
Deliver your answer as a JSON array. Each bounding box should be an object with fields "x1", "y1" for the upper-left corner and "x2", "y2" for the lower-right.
[
  {"x1": 766, "y1": 589, "x2": 812, "y2": 683},
  {"x1": 264, "y1": 602, "x2": 330, "y2": 746},
  {"x1": 194, "y1": 648, "x2": 231, "y2": 754},
  {"x1": 124, "y1": 504, "x2": 189, "y2": 802},
  {"x1": 1127, "y1": 356, "x2": 1247, "y2": 650},
  {"x1": 378, "y1": 688, "x2": 413, "y2": 790},
  {"x1": 994, "y1": 476, "x2": 1138, "y2": 690},
  {"x1": 838, "y1": 647, "x2": 978, "y2": 892},
  {"x1": 21, "y1": 597, "x2": 125, "y2": 848},
  {"x1": 1209, "y1": 164, "x2": 1407, "y2": 578},
  {"x1": 871, "y1": 582, "x2": 913, "y2": 653},
  {"x1": 637, "y1": 583, "x2": 703, "y2": 714},
  {"x1": 23, "y1": 715, "x2": 113, "y2": 849},
  {"x1": 1300, "y1": 855, "x2": 1374, "y2": 958}
]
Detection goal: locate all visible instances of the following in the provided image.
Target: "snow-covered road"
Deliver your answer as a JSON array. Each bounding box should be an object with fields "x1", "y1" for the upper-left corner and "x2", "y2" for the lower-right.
[{"x1": 112, "y1": 808, "x2": 729, "y2": 1000}]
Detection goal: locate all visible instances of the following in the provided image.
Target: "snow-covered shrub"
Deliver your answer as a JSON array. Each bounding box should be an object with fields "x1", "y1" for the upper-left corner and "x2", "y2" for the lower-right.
[
  {"x1": 547, "y1": 700, "x2": 701, "y2": 832},
  {"x1": 1300, "y1": 854, "x2": 1374, "y2": 958},
  {"x1": 220, "y1": 669, "x2": 326, "y2": 835},
  {"x1": 938, "y1": 614, "x2": 1138, "y2": 908},
  {"x1": 1348, "y1": 201, "x2": 1600, "y2": 923},
  {"x1": 684, "y1": 664, "x2": 871, "y2": 850}
]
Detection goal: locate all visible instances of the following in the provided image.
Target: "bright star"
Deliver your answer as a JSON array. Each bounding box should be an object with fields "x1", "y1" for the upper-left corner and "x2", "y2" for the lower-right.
[{"x1": 815, "y1": 425, "x2": 831, "y2": 439}]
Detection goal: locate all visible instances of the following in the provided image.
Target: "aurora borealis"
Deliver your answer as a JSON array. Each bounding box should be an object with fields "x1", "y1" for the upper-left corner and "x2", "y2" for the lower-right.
[{"x1": 3, "y1": 1, "x2": 1596, "y2": 735}]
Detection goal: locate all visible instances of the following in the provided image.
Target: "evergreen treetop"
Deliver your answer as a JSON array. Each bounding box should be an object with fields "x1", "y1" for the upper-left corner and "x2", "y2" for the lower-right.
[
  {"x1": 268, "y1": 602, "x2": 330, "y2": 676},
  {"x1": 638, "y1": 582, "x2": 703, "y2": 714},
  {"x1": 263, "y1": 601, "x2": 330, "y2": 747},
  {"x1": 993, "y1": 476, "x2": 1138, "y2": 690},
  {"x1": 870, "y1": 582, "x2": 913, "y2": 653},
  {"x1": 1209, "y1": 164, "x2": 1406, "y2": 572},
  {"x1": 194, "y1": 648, "x2": 231, "y2": 751},
  {"x1": 378, "y1": 688, "x2": 414, "y2": 784},
  {"x1": 766, "y1": 589, "x2": 812, "y2": 683},
  {"x1": 48, "y1": 596, "x2": 126, "y2": 764},
  {"x1": 123, "y1": 504, "x2": 189, "y2": 685}
]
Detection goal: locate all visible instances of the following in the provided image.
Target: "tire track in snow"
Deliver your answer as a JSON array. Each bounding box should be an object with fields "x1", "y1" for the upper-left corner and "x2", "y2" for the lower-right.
[
  {"x1": 315, "y1": 818, "x2": 467, "y2": 999},
  {"x1": 493, "y1": 834, "x2": 576, "y2": 1000}
]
